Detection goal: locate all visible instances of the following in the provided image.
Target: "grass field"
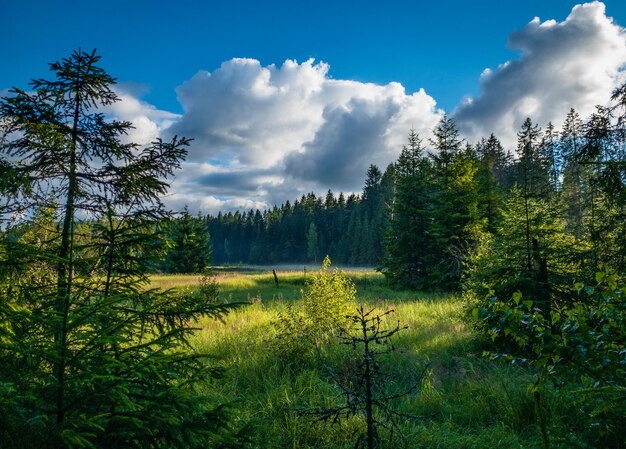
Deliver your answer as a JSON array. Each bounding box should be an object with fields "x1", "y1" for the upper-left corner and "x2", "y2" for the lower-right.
[{"x1": 150, "y1": 267, "x2": 581, "y2": 449}]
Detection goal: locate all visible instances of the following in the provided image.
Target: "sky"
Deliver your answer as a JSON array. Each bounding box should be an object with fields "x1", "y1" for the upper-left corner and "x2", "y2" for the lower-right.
[{"x1": 2, "y1": 1, "x2": 626, "y2": 213}]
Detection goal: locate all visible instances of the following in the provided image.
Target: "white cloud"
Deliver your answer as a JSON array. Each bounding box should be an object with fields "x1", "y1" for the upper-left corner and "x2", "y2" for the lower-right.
[
  {"x1": 107, "y1": 88, "x2": 181, "y2": 145},
  {"x1": 163, "y1": 58, "x2": 442, "y2": 213},
  {"x1": 454, "y1": 1, "x2": 626, "y2": 148},
  {"x1": 102, "y1": 1, "x2": 626, "y2": 214}
]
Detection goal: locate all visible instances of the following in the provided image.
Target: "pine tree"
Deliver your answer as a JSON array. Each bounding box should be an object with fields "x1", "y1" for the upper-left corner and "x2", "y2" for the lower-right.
[
  {"x1": 580, "y1": 101, "x2": 626, "y2": 272},
  {"x1": 306, "y1": 221, "x2": 319, "y2": 263},
  {"x1": 381, "y1": 130, "x2": 433, "y2": 288},
  {"x1": 560, "y1": 109, "x2": 587, "y2": 239},
  {"x1": 539, "y1": 122, "x2": 560, "y2": 193},
  {"x1": 515, "y1": 117, "x2": 548, "y2": 198},
  {"x1": 362, "y1": 164, "x2": 382, "y2": 218},
  {"x1": 429, "y1": 117, "x2": 479, "y2": 289},
  {"x1": 0, "y1": 49, "x2": 236, "y2": 448},
  {"x1": 465, "y1": 186, "x2": 580, "y2": 324},
  {"x1": 429, "y1": 114, "x2": 463, "y2": 171},
  {"x1": 475, "y1": 134, "x2": 509, "y2": 233},
  {"x1": 163, "y1": 207, "x2": 212, "y2": 273},
  {"x1": 360, "y1": 164, "x2": 387, "y2": 264}
]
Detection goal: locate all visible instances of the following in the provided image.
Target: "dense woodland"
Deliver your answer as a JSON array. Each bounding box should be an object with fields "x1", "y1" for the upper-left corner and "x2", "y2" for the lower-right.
[
  {"x1": 1, "y1": 49, "x2": 624, "y2": 448},
  {"x1": 166, "y1": 106, "x2": 624, "y2": 290}
]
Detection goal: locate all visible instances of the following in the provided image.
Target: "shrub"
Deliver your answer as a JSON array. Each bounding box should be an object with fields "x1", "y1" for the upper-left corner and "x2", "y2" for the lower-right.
[
  {"x1": 272, "y1": 256, "x2": 356, "y2": 362},
  {"x1": 468, "y1": 272, "x2": 625, "y2": 448}
]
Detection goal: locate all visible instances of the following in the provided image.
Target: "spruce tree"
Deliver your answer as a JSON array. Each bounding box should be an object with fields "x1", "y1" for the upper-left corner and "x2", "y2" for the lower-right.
[
  {"x1": 429, "y1": 117, "x2": 479, "y2": 289},
  {"x1": 163, "y1": 207, "x2": 212, "y2": 273},
  {"x1": 560, "y1": 109, "x2": 587, "y2": 239},
  {"x1": 515, "y1": 117, "x2": 548, "y2": 198},
  {"x1": 539, "y1": 122, "x2": 560, "y2": 194},
  {"x1": 465, "y1": 186, "x2": 580, "y2": 326},
  {"x1": 475, "y1": 134, "x2": 509, "y2": 233},
  {"x1": 381, "y1": 130, "x2": 433, "y2": 288},
  {"x1": 306, "y1": 221, "x2": 319, "y2": 263},
  {"x1": 0, "y1": 49, "x2": 236, "y2": 448}
]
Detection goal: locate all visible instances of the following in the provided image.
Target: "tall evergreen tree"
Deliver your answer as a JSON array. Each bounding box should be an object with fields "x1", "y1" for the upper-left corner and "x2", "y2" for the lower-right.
[
  {"x1": 560, "y1": 108, "x2": 587, "y2": 239},
  {"x1": 360, "y1": 164, "x2": 387, "y2": 264},
  {"x1": 381, "y1": 130, "x2": 433, "y2": 288},
  {"x1": 163, "y1": 207, "x2": 212, "y2": 273},
  {"x1": 429, "y1": 114, "x2": 463, "y2": 170},
  {"x1": 580, "y1": 99, "x2": 626, "y2": 272},
  {"x1": 465, "y1": 186, "x2": 580, "y2": 325},
  {"x1": 539, "y1": 121, "x2": 560, "y2": 193},
  {"x1": 306, "y1": 221, "x2": 320, "y2": 263},
  {"x1": 475, "y1": 134, "x2": 509, "y2": 233},
  {"x1": 0, "y1": 50, "x2": 235, "y2": 448},
  {"x1": 429, "y1": 117, "x2": 479, "y2": 289},
  {"x1": 515, "y1": 117, "x2": 548, "y2": 198}
]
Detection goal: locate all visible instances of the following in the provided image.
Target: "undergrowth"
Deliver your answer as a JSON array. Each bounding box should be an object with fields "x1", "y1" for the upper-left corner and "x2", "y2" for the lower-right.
[{"x1": 152, "y1": 269, "x2": 599, "y2": 448}]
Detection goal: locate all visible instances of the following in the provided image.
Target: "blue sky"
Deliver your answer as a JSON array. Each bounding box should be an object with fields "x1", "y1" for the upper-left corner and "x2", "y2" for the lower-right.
[
  {"x1": 3, "y1": 0, "x2": 624, "y2": 112},
  {"x1": 2, "y1": 1, "x2": 626, "y2": 212}
]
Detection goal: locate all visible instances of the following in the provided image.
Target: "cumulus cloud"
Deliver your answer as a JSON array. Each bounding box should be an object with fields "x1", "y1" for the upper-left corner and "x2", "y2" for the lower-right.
[
  {"x1": 454, "y1": 1, "x2": 626, "y2": 148},
  {"x1": 107, "y1": 87, "x2": 181, "y2": 145},
  {"x1": 102, "y1": 1, "x2": 626, "y2": 214},
  {"x1": 163, "y1": 58, "x2": 441, "y2": 213},
  {"x1": 284, "y1": 86, "x2": 438, "y2": 190}
]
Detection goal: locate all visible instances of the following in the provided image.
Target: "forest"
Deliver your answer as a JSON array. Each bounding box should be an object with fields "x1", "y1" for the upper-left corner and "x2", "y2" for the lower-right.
[
  {"x1": 0, "y1": 49, "x2": 624, "y2": 449},
  {"x1": 168, "y1": 100, "x2": 624, "y2": 288}
]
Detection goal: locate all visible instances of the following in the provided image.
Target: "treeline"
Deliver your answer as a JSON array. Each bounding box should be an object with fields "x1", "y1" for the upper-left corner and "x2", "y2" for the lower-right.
[
  {"x1": 382, "y1": 108, "x2": 624, "y2": 291},
  {"x1": 165, "y1": 106, "x2": 623, "y2": 291},
  {"x1": 206, "y1": 165, "x2": 394, "y2": 266}
]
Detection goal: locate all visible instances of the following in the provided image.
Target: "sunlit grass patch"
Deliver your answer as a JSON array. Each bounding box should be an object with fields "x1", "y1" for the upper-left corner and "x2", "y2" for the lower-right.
[{"x1": 155, "y1": 267, "x2": 571, "y2": 448}]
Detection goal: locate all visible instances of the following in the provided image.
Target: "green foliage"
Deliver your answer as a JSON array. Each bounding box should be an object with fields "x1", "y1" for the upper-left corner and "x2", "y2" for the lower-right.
[
  {"x1": 383, "y1": 123, "x2": 484, "y2": 291},
  {"x1": 0, "y1": 49, "x2": 238, "y2": 448},
  {"x1": 469, "y1": 273, "x2": 625, "y2": 448},
  {"x1": 464, "y1": 186, "x2": 582, "y2": 324},
  {"x1": 475, "y1": 133, "x2": 510, "y2": 233},
  {"x1": 381, "y1": 130, "x2": 435, "y2": 289},
  {"x1": 313, "y1": 306, "x2": 423, "y2": 449},
  {"x1": 188, "y1": 271, "x2": 586, "y2": 448},
  {"x1": 162, "y1": 207, "x2": 212, "y2": 273},
  {"x1": 306, "y1": 222, "x2": 319, "y2": 263},
  {"x1": 429, "y1": 143, "x2": 482, "y2": 289},
  {"x1": 554, "y1": 274, "x2": 625, "y2": 447},
  {"x1": 272, "y1": 256, "x2": 356, "y2": 362}
]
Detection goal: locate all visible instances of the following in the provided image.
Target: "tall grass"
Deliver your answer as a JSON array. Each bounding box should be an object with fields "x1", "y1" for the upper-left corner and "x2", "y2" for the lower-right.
[{"x1": 151, "y1": 270, "x2": 581, "y2": 448}]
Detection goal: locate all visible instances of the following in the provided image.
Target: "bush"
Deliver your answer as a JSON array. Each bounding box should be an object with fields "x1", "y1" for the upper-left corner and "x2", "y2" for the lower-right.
[
  {"x1": 468, "y1": 272, "x2": 625, "y2": 448},
  {"x1": 272, "y1": 256, "x2": 356, "y2": 363}
]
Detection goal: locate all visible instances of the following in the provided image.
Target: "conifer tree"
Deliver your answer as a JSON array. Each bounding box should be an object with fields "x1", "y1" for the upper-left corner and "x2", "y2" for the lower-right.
[
  {"x1": 429, "y1": 114, "x2": 463, "y2": 170},
  {"x1": 307, "y1": 221, "x2": 319, "y2": 263},
  {"x1": 560, "y1": 108, "x2": 587, "y2": 239},
  {"x1": 381, "y1": 130, "x2": 433, "y2": 288},
  {"x1": 515, "y1": 117, "x2": 549, "y2": 198},
  {"x1": 429, "y1": 117, "x2": 479, "y2": 289},
  {"x1": 163, "y1": 207, "x2": 212, "y2": 273},
  {"x1": 580, "y1": 103, "x2": 625, "y2": 272},
  {"x1": 475, "y1": 134, "x2": 509, "y2": 233},
  {"x1": 0, "y1": 49, "x2": 235, "y2": 448},
  {"x1": 465, "y1": 186, "x2": 580, "y2": 325},
  {"x1": 539, "y1": 122, "x2": 560, "y2": 193}
]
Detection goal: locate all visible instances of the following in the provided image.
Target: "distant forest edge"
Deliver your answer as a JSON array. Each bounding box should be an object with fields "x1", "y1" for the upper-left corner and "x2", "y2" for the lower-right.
[
  {"x1": 2, "y1": 49, "x2": 624, "y2": 448},
  {"x1": 164, "y1": 104, "x2": 624, "y2": 286}
]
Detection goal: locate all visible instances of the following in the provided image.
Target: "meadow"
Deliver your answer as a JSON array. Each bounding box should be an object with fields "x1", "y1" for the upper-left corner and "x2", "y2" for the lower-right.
[{"x1": 150, "y1": 267, "x2": 582, "y2": 449}]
